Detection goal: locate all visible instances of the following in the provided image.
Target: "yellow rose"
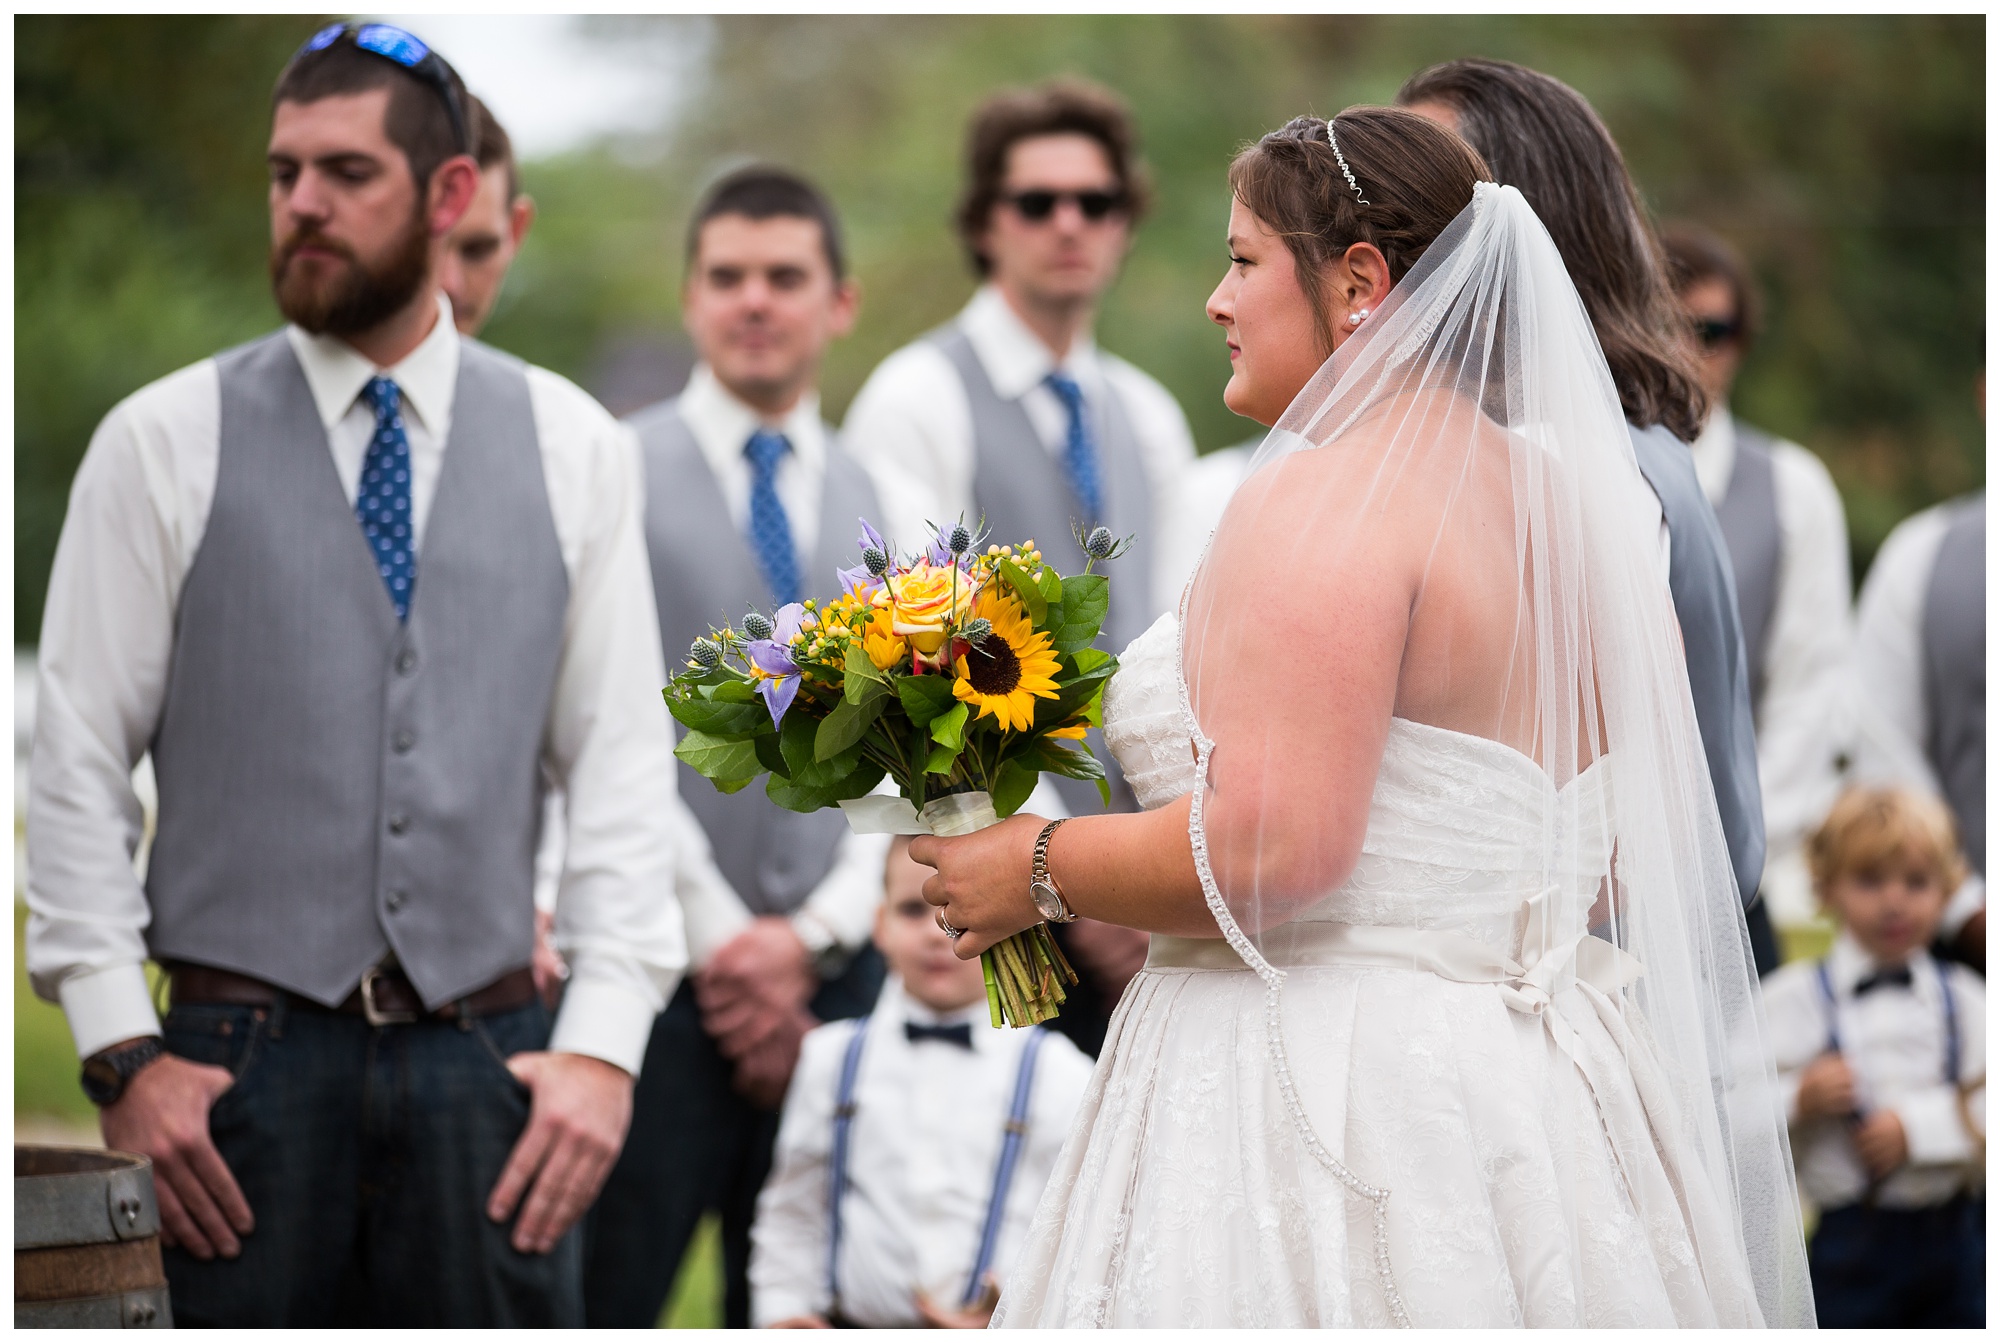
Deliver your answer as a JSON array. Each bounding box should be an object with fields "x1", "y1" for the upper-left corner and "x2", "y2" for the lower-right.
[
  {"x1": 859, "y1": 609, "x2": 907, "y2": 671},
  {"x1": 881, "y1": 560, "x2": 975, "y2": 654}
]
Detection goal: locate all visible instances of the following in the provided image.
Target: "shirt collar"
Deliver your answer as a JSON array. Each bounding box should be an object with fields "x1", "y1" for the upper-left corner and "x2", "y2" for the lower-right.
[
  {"x1": 285, "y1": 293, "x2": 459, "y2": 439},
  {"x1": 959, "y1": 283, "x2": 1100, "y2": 402},
  {"x1": 882, "y1": 976, "x2": 993, "y2": 1036},
  {"x1": 1688, "y1": 402, "x2": 1736, "y2": 507},
  {"x1": 677, "y1": 362, "x2": 825, "y2": 480},
  {"x1": 1826, "y1": 929, "x2": 1927, "y2": 994}
]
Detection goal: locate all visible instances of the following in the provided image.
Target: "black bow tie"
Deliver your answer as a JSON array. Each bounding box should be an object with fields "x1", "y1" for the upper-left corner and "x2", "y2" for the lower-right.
[
  {"x1": 1853, "y1": 965, "x2": 1914, "y2": 996},
  {"x1": 904, "y1": 1020, "x2": 975, "y2": 1049}
]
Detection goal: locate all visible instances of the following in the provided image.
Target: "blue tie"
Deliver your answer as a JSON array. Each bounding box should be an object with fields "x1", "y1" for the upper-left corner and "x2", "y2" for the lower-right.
[
  {"x1": 1043, "y1": 371, "x2": 1103, "y2": 524},
  {"x1": 356, "y1": 377, "x2": 416, "y2": 621},
  {"x1": 744, "y1": 429, "x2": 801, "y2": 607}
]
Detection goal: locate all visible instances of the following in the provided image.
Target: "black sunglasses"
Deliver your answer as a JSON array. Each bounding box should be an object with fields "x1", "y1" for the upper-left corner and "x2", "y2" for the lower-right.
[
  {"x1": 296, "y1": 22, "x2": 472, "y2": 156},
  {"x1": 1691, "y1": 316, "x2": 1743, "y2": 351},
  {"x1": 1003, "y1": 189, "x2": 1129, "y2": 223}
]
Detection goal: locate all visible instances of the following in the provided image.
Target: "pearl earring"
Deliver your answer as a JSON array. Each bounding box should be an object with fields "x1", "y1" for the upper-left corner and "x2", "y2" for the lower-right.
[{"x1": 1347, "y1": 307, "x2": 1371, "y2": 327}]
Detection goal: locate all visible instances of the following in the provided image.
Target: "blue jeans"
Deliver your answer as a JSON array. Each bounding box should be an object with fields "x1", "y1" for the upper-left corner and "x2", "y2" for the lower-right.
[
  {"x1": 160, "y1": 994, "x2": 581, "y2": 1326},
  {"x1": 1809, "y1": 1196, "x2": 1984, "y2": 1327}
]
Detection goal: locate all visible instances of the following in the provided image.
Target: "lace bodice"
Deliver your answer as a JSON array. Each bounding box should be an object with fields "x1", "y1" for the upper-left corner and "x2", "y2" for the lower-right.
[{"x1": 1101, "y1": 612, "x2": 1613, "y2": 953}]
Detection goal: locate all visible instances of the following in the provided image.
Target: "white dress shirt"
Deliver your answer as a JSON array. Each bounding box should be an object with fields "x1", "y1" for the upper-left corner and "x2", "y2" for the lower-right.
[
  {"x1": 1763, "y1": 932, "x2": 1984, "y2": 1211},
  {"x1": 1691, "y1": 407, "x2": 1853, "y2": 919},
  {"x1": 26, "y1": 296, "x2": 685, "y2": 1075},
  {"x1": 841, "y1": 284, "x2": 1196, "y2": 599},
  {"x1": 749, "y1": 977, "x2": 1094, "y2": 1327},
  {"x1": 676, "y1": 361, "x2": 829, "y2": 561}
]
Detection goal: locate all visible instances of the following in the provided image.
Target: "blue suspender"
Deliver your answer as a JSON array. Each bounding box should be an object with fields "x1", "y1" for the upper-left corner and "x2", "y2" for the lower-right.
[
  {"x1": 825, "y1": 1020, "x2": 1049, "y2": 1315},
  {"x1": 962, "y1": 1027, "x2": 1047, "y2": 1307},
  {"x1": 1814, "y1": 955, "x2": 1961, "y2": 1084},
  {"x1": 826, "y1": 1017, "x2": 870, "y2": 1315}
]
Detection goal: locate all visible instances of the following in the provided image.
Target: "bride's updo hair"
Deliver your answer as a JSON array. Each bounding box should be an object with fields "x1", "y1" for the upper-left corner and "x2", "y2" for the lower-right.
[{"x1": 1231, "y1": 108, "x2": 1491, "y2": 352}]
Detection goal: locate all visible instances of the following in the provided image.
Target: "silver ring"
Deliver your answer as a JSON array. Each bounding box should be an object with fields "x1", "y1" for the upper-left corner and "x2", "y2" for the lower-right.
[{"x1": 936, "y1": 909, "x2": 962, "y2": 939}]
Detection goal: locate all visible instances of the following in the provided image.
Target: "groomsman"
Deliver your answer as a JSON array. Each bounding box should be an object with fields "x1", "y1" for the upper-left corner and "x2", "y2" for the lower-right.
[
  {"x1": 440, "y1": 93, "x2": 536, "y2": 337},
  {"x1": 844, "y1": 80, "x2": 1189, "y2": 1056},
  {"x1": 582, "y1": 167, "x2": 892, "y2": 1328},
  {"x1": 1662, "y1": 224, "x2": 1855, "y2": 944},
  {"x1": 24, "y1": 25, "x2": 683, "y2": 1325},
  {"x1": 1399, "y1": 59, "x2": 1769, "y2": 938}
]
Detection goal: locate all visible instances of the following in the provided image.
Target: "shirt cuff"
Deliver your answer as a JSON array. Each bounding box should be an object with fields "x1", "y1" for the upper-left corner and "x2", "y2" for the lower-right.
[
  {"x1": 548, "y1": 973, "x2": 666, "y2": 1077},
  {"x1": 1892, "y1": 1086, "x2": 1978, "y2": 1165},
  {"x1": 59, "y1": 963, "x2": 162, "y2": 1060}
]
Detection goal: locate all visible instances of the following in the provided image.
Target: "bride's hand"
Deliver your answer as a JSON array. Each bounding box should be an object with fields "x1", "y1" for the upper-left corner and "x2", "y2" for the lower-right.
[{"x1": 907, "y1": 813, "x2": 1048, "y2": 959}]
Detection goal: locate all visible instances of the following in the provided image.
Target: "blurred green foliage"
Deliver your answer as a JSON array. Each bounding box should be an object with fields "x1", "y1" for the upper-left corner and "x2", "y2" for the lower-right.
[{"x1": 16, "y1": 14, "x2": 1984, "y2": 639}]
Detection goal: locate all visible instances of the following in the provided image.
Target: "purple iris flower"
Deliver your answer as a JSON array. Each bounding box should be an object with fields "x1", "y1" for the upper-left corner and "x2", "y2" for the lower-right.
[
  {"x1": 857, "y1": 518, "x2": 888, "y2": 555},
  {"x1": 745, "y1": 602, "x2": 807, "y2": 725},
  {"x1": 838, "y1": 518, "x2": 890, "y2": 599},
  {"x1": 925, "y1": 524, "x2": 956, "y2": 568}
]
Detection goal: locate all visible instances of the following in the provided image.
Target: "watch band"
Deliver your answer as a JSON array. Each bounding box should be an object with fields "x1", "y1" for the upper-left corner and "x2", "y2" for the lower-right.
[
  {"x1": 1032, "y1": 818, "x2": 1078, "y2": 923},
  {"x1": 80, "y1": 1036, "x2": 165, "y2": 1108}
]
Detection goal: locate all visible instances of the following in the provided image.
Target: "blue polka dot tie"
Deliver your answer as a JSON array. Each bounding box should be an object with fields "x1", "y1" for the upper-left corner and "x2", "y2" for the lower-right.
[
  {"x1": 744, "y1": 429, "x2": 801, "y2": 607},
  {"x1": 356, "y1": 376, "x2": 417, "y2": 621},
  {"x1": 1044, "y1": 371, "x2": 1104, "y2": 524}
]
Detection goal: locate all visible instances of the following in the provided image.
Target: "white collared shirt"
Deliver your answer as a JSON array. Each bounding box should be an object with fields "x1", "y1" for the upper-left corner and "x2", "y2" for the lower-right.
[
  {"x1": 674, "y1": 361, "x2": 829, "y2": 560},
  {"x1": 841, "y1": 284, "x2": 1196, "y2": 598},
  {"x1": 1690, "y1": 406, "x2": 1854, "y2": 912},
  {"x1": 749, "y1": 977, "x2": 1094, "y2": 1327},
  {"x1": 1763, "y1": 931, "x2": 1985, "y2": 1211},
  {"x1": 26, "y1": 295, "x2": 685, "y2": 1075}
]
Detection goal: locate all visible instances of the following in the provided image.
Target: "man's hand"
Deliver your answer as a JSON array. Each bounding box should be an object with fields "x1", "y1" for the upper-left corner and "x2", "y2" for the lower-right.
[
  {"x1": 730, "y1": 1007, "x2": 816, "y2": 1110},
  {"x1": 531, "y1": 909, "x2": 568, "y2": 1010},
  {"x1": 1060, "y1": 919, "x2": 1149, "y2": 1002},
  {"x1": 695, "y1": 917, "x2": 817, "y2": 1060},
  {"x1": 916, "y1": 1276, "x2": 999, "y2": 1328},
  {"x1": 99, "y1": 1051, "x2": 254, "y2": 1260},
  {"x1": 1795, "y1": 1053, "x2": 1857, "y2": 1121},
  {"x1": 486, "y1": 1051, "x2": 633, "y2": 1254},
  {"x1": 1853, "y1": 1109, "x2": 1909, "y2": 1180}
]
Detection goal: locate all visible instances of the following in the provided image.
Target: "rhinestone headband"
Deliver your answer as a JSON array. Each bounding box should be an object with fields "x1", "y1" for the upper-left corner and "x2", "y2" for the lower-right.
[{"x1": 1325, "y1": 118, "x2": 1371, "y2": 206}]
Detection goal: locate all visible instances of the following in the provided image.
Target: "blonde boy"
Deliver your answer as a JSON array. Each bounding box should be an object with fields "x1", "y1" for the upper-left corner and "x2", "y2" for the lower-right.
[
  {"x1": 1763, "y1": 787, "x2": 1984, "y2": 1326},
  {"x1": 749, "y1": 837, "x2": 1092, "y2": 1328}
]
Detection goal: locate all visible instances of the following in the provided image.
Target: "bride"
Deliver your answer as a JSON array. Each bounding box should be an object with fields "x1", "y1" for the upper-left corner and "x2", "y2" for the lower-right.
[{"x1": 910, "y1": 108, "x2": 1813, "y2": 1328}]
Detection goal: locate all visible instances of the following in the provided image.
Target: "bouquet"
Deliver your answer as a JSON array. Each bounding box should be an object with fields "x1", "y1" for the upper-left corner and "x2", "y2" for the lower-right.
[{"x1": 665, "y1": 518, "x2": 1128, "y2": 1028}]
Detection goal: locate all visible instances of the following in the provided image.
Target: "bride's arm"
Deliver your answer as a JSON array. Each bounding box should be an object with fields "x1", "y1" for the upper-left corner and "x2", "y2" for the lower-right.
[{"x1": 912, "y1": 449, "x2": 1420, "y2": 957}]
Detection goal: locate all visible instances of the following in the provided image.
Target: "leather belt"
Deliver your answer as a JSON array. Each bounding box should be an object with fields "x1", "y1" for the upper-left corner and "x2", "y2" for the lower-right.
[{"x1": 169, "y1": 963, "x2": 536, "y2": 1027}]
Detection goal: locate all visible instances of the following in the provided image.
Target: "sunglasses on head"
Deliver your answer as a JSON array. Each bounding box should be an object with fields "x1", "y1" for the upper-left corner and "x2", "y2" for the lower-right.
[
  {"x1": 296, "y1": 22, "x2": 472, "y2": 156},
  {"x1": 1691, "y1": 316, "x2": 1743, "y2": 351},
  {"x1": 1004, "y1": 189, "x2": 1129, "y2": 223}
]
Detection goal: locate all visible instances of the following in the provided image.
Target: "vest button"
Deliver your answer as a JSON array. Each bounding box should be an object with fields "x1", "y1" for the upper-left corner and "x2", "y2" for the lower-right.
[
  {"x1": 393, "y1": 729, "x2": 416, "y2": 754},
  {"x1": 387, "y1": 813, "x2": 410, "y2": 836},
  {"x1": 386, "y1": 890, "x2": 407, "y2": 913},
  {"x1": 395, "y1": 650, "x2": 418, "y2": 675}
]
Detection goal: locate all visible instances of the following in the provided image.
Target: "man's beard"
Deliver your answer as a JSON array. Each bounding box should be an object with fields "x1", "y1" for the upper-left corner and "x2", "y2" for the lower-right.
[{"x1": 270, "y1": 207, "x2": 431, "y2": 338}]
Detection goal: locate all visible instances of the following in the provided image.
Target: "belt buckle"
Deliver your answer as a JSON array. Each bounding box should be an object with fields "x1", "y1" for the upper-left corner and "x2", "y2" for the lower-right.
[{"x1": 359, "y1": 965, "x2": 418, "y2": 1027}]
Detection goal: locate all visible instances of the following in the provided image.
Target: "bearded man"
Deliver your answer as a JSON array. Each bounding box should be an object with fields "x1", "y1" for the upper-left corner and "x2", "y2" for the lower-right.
[{"x1": 24, "y1": 24, "x2": 684, "y2": 1326}]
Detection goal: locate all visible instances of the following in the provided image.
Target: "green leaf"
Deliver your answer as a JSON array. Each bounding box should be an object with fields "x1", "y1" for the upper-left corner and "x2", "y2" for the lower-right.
[
  {"x1": 991, "y1": 759, "x2": 1039, "y2": 818},
  {"x1": 1031, "y1": 738, "x2": 1108, "y2": 782},
  {"x1": 1048, "y1": 574, "x2": 1109, "y2": 653},
  {"x1": 1071, "y1": 647, "x2": 1113, "y2": 675},
  {"x1": 1037, "y1": 567, "x2": 1062, "y2": 604},
  {"x1": 815, "y1": 693, "x2": 883, "y2": 762},
  {"x1": 780, "y1": 709, "x2": 860, "y2": 787},
  {"x1": 713, "y1": 774, "x2": 757, "y2": 795},
  {"x1": 766, "y1": 775, "x2": 842, "y2": 813},
  {"x1": 925, "y1": 741, "x2": 961, "y2": 775},
  {"x1": 668, "y1": 696, "x2": 772, "y2": 739},
  {"x1": 709, "y1": 680, "x2": 757, "y2": 704},
  {"x1": 673, "y1": 730, "x2": 763, "y2": 783},
  {"x1": 755, "y1": 729, "x2": 789, "y2": 778},
  {"x1": 998, "y1": 557, "x2": 1047, "y2": 623},
  {"x1": 896, "y1": 673, "x2": 958, "y2": 726},
  {"x1": 842, "y1": 658, "x2": 887, "y2": 703},
  {"x1": 929, "y1": 701, "x2": 969, "y2": 750}
]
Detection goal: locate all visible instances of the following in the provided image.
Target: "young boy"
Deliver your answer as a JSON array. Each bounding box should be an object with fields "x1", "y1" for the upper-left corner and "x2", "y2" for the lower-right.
[
  {"x1": 1763, "y1": 787, "x2": 1985, "y2": 1327},
  {"x1": 749, "y1": 837, "x2": 1094, "y2": 1328}
]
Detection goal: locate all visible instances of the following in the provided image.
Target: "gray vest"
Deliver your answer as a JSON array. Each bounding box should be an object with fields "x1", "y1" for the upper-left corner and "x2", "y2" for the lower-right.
[
  {"x1": 146, "y1": 332, "x2": 569, "y2": 1008},
  {"x1": 1711, "y1": 422, "x2": 1783, "y2": 703},
  {"x1": 633, "y1": 401, "x2": 877, "y2": 916},
  {"x1": 933, "y1": 328, "x2": 1153, "y2": 814},
  {"x1": 1922, "y1": 495, "x2": 1984, "y2": 875},
  {"x1": 1629, "y1": 422, "x2": 1767, "y2": 908}
]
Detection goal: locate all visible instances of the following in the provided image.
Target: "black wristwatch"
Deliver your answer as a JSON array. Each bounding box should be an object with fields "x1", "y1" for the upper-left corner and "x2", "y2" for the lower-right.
[{"x1": 80, "y1": 1037, "x2": 165, "y2": 1107}]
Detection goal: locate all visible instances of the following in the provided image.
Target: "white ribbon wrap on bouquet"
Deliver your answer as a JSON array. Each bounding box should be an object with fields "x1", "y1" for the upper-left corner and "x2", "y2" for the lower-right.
[{"x1": 838, "y1": 789, "x2": 1000, "y2": 836}]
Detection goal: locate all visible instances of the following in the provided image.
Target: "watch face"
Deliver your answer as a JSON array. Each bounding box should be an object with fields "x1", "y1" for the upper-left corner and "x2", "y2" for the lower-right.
[
  {"x1": 80, "y1": 1056, "x2": 123, "y2": 1105},
  {"x1": 1030, "y1": 880, "x2": 1063, "y2": 922}
]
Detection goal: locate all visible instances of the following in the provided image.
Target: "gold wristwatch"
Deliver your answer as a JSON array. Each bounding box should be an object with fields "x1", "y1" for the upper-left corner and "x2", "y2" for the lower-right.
[{"x1": 1030, "y1": 818, "x2": 1078, "y2": 924}]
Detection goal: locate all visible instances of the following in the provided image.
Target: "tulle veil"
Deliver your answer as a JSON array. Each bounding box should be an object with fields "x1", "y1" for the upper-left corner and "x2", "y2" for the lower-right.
[{"x1": 1176, "y1": 181, "x2": 1814, "y2": 1325}]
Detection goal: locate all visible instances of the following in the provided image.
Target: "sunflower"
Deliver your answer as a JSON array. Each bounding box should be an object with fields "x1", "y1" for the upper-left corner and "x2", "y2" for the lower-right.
[{"x1": 952, "y1": 588, "x2": 1061, "y2": 731}]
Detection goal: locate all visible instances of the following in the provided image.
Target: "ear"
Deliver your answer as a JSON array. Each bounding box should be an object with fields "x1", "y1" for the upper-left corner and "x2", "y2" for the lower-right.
[
  {"x1": 1335, "y1": 240, "x2": 1392, "y2": 313},
  {"x1": 828, "y1": 276, "x2": 861, "y2": 339},
  {"x1": 426, "y1": 153, "x2": 481, "y2": 238},
  {"x1": 509, "y1": 194, "x2": 537, "y2": 249}
]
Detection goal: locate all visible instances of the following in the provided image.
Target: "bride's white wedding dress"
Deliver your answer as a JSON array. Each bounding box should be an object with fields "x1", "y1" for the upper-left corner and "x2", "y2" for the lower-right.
[{"x1": 991, "y1": 613, "x2": 1764, "y2": 1328}]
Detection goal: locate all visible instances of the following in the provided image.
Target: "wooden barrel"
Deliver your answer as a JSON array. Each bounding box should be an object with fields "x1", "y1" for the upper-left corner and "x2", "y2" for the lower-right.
[{"x1": 15, "y1": 1146, "x2": 172, "y2": 1328}]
